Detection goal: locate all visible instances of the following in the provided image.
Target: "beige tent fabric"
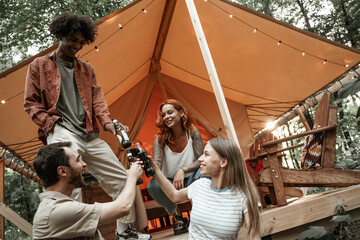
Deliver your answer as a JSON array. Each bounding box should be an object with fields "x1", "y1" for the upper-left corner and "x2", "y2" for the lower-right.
[
  {"x1": 162, "y1": 74, "x2": 253, "y2": 157},
  {"x1": 0, "y1": 0, "x2": 360, "y2": 170}
]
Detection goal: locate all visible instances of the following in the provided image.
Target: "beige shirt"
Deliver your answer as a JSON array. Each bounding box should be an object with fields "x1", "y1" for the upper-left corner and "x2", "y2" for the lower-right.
[{"x1": 33, "y1": 191, "x2": 104, "y2": 240}]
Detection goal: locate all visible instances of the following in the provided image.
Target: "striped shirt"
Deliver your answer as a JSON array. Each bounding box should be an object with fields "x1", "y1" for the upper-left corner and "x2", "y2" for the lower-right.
[{"x1": 187, "y1": 178, "x2": 247, "y2": 240}]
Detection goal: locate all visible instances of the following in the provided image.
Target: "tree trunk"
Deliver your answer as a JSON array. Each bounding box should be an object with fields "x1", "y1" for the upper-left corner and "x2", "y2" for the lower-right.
[
  {"x1": 295, "y1": 0, "x2": 314, "y2": 33},
  {"x1": 338, "y1": 0, "x2": 359, "y2": 48}
]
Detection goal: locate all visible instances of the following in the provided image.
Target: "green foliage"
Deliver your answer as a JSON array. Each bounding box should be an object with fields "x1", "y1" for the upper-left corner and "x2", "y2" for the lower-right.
[
  {"x1": 298, "y1": 205, "x2": 355, "y2": 240},
  {"x1": 0, "y1": 0, "x2": 135, "y2": 72},
  {"x1": 298, "y1": 226, "x2": 335, "y2": 240},
  {"x1": 4, "y1": 167, "x2": 41, "y2": 239}
]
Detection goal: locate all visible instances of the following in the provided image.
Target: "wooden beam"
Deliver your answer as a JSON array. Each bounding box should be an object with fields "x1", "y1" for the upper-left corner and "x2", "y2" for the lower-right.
[
  {"x1": 185, "y1": 0, "x2": 241, "y2": 149},
  {"x1": 296, "y1": 108, "x2": 311, "y2": 131},
  {"x1": 255, "y1": 66, "x2": 360, "y2": 139},
  {"x1": 0, "y1": 203, "x2": 32, "y2": 237},
  {"x1": 0, "y1": 147, "x2": 42, "y2": 185},
  {"x1": 259, "y1": 168, "x2": 360, "y2": 187},
  {"x1": 238, "y1": 184, "x2": 360, "y2": 237},
  {"x1": 262, "y1": 124, "x2": 337, "y2": 147},
  {"x1": 0, "y1": 159, "x2": 4, "y2": 240},
  {"x1": 150, "y1": 0, "x2": 177, "y2": 63}
]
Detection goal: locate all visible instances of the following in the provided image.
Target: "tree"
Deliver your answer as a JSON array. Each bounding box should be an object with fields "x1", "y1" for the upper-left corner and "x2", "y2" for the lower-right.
[{"x1": 0, "y1": 0, "x2": 134, "y2": 72}]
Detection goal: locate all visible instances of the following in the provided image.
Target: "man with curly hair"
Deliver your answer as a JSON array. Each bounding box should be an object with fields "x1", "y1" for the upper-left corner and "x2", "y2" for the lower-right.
[{"x1": 24, "y1": 12, "x2": 151, "y2": 240}]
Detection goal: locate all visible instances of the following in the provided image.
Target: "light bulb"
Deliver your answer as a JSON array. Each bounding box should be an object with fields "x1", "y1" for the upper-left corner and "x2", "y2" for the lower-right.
[
  {"x1": 302, "y1": 51, "x2": 305, "y2": 56},
  {"x1": 118, "y1": 24, "x2": 123, "y2": 29},
  {"x1": 253, "y1": 28, "x2": 257, "y2": 33},
  {"x1": 1, "y1": 100, "x2": 5, "y2": 104},
  {"x1": 277, "y1": 40, "x2": 282, "y2": 46},
  {"x1": 229, "y1": 14, "x2": 233, "y2": 18},
  {"x1": 142, "y1": 8, "x2": 147, "y2": 13},
  {"x1": 323, "y1": 59, "x2": 327, "y2": 64}
]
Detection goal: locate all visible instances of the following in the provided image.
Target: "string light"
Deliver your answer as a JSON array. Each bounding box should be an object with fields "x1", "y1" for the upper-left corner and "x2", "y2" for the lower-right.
[
  {"x1": 1, "y1": 100, "x2": 5, "y2": 104},
  {"x1": 94, "y1": 46, "x2": 99, "y2": 52},
  {"x1": 142, "y1": 8, "x2": 147, "y2": 13},
  {"x1": 118, "y1": 23, "x2": 123, "y2": 29},
  {"x1": 204, "y1": 0, "x2": 351, "y2": 68}
]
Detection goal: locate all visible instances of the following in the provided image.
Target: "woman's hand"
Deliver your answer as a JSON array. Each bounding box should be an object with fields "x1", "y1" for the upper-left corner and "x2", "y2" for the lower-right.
[{"x1": 173, "y1": 169, "x2": 185, "y2": 190}]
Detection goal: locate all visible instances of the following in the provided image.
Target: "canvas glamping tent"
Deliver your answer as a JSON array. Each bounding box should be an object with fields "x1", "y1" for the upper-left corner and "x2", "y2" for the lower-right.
[{"x1": 0, "y1": 0, "x2": 360, "y2": 236}]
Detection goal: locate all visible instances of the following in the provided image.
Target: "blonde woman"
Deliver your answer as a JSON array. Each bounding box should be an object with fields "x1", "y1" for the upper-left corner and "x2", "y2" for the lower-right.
[{"x1": 150, "y1": 137, "x2": 261, "y2": 239}]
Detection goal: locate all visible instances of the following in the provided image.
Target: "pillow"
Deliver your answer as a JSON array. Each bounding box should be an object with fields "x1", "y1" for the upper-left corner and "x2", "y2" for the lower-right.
[{"x1": 300, "y1": 124, "x2": 323, "y2": 169}]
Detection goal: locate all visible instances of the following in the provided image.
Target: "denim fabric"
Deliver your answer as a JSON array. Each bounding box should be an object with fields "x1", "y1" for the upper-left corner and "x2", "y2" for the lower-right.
[{"x1": 147, "y1": 168, "x2": 202, "y2": 215}]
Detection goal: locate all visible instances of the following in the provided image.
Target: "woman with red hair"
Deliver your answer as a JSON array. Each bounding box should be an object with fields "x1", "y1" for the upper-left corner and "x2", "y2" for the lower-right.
[{"x1": 148, "y1": 99, "x2": 205, "y2": 235}]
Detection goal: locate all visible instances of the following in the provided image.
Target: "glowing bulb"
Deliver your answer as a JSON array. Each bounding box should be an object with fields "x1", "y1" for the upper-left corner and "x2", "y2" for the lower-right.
[
  {"x1": 323, "y1": 59, "x2": 327, "y2": 64},
  {"x1": 266, "y1": 121, "x2": 276, "y2": 130},
  {"x1": 95, "y1": 46, "x2": 99, "y2": 52},
  {"x1": 204, "y1": 0, "x2": 207, "y2": 1},
  {"x1": 229, "y1": 14, "x2": 233, "y2": 18},
  {"x1": 142, "y1": 8, "x2": 147, "y2": 13},
  {"x1": 302, "y1": 51, "x2": 305, "y2": 56},
  {"x1": 1, "y1": 100, "x2": 5, "y2": 104},
  {"x1": 345, "y1": 64, "x2": 349, "y2": 67},
  {"x1": 277, "y1": 40, "x2": 282, "y2": 46},
  {"x1": 118, "y1": 24, "x2": 123, "y2": 29},
  {"x1": 253, "y1": 28, "x2": 257, "y2": 33}
]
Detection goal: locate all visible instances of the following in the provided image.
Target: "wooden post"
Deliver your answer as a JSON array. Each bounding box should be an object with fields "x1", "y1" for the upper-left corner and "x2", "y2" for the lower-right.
[
  {"x1": 185, "y1": 0, "x2": 241, "y2": 149},
  {"x1": 0, "y1": 159, "x2": 4, "y2": 240}
]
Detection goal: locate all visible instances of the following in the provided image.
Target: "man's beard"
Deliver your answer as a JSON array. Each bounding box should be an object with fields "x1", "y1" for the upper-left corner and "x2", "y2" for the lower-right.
[{"x1": 68, "y1": 168, "x2": 85, "y2": 188}]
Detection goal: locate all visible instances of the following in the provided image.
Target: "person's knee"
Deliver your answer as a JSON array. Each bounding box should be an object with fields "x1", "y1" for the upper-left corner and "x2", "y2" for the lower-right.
[{"x1": 147, "y1": 178, "x2": 161, "y2": 195}]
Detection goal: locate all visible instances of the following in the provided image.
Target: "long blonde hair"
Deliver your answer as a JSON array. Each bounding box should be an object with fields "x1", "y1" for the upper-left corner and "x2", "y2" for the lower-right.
[{"x1": 207, "y1": 137, "x2": 261, "y2": 235}]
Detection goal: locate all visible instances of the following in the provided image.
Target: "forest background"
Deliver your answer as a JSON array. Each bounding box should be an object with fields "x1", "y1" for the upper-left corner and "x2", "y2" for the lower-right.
[{"x1": 0, "y1": 0, "x2": 359, "y2": 239}]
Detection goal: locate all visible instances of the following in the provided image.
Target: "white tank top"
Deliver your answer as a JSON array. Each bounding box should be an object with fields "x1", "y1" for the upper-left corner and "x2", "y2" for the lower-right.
[{"x1": 162, "y1": 131, "x2": 195, "y2": 178}]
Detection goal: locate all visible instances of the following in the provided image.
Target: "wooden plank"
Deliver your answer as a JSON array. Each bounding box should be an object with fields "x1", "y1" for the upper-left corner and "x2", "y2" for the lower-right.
[
  {"x1": 314, "y1": 93, "x2": 330, "y2": 127},
  {"x1": 264, "y1": 145, "x2": 287, "y2": 206},
  {"x1": 0, "y1": 203, "x2": 32, "y2": 236},
  {"x1": 322, "y1": 106, "x2": 337, "y2": 168},
  {"x1": 185, "y1": 0, "x2": 241, "y2": 150},
  {"x1": 238, "y1": 184, "x2": 360, "y2": 237},
  {"x1": 296, "y1": 108, "x2": 311, "y2": 131},
  {"x1": 0, "y1": 160, "x2": 4, "y2": 240},
  {"x1": 260, "y1": 168, "x2": 360, "y2": 187},
  {"x1": 262, "y1": 124, "x2": 337, "y2": 147}
]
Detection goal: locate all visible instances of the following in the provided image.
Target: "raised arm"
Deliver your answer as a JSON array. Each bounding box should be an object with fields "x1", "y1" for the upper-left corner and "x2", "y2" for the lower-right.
[
  {"x1": 150, "y1": 157, "x2": 189, "y2": 203},
  {"x1": 98, "y1": 161, "x2": 143, "y2": 225}
]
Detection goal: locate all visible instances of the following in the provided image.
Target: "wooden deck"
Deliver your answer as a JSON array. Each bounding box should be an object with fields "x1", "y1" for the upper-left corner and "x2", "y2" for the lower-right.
[{"x1": 149, "y1": 184, "x2": 360, "y2": 239}]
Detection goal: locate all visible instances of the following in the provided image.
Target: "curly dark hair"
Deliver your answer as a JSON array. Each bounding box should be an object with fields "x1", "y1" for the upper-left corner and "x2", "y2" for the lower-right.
[
  {"x1": 34, "y1": 142, "x2": 72, "y2": 188},
  {"x1": 49, "y1": 12, "x2": 97, "y2": 43}
]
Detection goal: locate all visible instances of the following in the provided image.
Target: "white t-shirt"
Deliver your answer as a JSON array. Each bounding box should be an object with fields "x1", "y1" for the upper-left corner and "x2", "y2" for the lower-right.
[
  {"x1": 162, "y1": 131, "x2": 195, "y2": 178},
  {"x1": 187, "y1": 178, "x2": 248, "y2": 240}
]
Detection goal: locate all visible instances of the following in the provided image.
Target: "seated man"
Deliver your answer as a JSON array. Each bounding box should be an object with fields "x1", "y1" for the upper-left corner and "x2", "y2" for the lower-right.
[{"x1": 32, "y1": 142, "x2": 143, "y2": 240}]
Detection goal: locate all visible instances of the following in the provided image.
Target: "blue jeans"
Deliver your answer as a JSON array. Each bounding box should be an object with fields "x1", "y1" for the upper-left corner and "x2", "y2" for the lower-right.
[{"x1": 147, "y1": 168, "x2": 202, "y2": 215}]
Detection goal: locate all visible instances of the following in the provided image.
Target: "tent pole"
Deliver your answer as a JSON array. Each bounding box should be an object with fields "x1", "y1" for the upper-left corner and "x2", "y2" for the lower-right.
[{"x1": 185, "y1": 0, "x2": 241, "y2": 150}]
